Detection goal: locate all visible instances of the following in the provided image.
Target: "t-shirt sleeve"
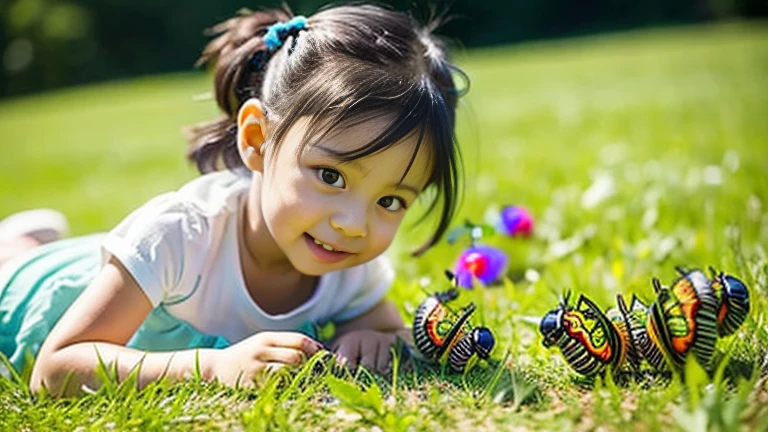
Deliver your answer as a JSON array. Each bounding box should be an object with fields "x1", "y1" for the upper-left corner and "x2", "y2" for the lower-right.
[
  {"x1": 101, "y1": 194, "x2": 211, "y2": 307},
  {"x1": 331, "y1": 255, "x2": 394, "y2": 322}
]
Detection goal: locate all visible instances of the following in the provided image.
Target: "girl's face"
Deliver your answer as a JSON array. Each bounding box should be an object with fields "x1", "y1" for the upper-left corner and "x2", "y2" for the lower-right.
[{"x1": 258, "y1": 116, "x2": 432, "y2": 276}]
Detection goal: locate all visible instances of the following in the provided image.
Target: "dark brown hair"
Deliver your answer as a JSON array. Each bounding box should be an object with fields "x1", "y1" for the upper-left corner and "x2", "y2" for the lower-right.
[{"x1": 186, "y1": 3, "x2": 467, "y2": 256}]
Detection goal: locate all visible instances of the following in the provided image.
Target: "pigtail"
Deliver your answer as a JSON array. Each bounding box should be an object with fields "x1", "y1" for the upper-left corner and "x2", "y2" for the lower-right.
[
  {"x1": 185, "y1": 7, "x2": 292, "y2": 174},
  {"x1": 411, "y1": 16, "x2": 467, "y2": 257},
  {"x1": 419, "y1": 14, "x2": 469, "y2": 108}
]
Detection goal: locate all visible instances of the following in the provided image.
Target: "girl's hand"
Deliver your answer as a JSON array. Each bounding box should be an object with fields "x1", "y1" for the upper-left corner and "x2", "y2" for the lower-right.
[
  {"x1": 208, "y1": 331, "x2": 323, "y2": 387},
  {"x1": 330, "y1": 329, "x2": 403, "y2": 374}
]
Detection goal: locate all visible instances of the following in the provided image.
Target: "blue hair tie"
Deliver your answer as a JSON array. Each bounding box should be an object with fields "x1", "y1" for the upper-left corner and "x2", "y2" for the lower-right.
[{"x1": 263, "y1": 16, "x2": 308, "y2": 52}]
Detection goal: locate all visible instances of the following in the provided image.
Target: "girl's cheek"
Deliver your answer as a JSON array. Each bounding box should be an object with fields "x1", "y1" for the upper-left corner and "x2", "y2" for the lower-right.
[
  {"x1": 374, "y1": 217, "x2": 401, "y2": 244},
  {"x1": 276, "y1": 168, "x2": 315, "y2": 196}
]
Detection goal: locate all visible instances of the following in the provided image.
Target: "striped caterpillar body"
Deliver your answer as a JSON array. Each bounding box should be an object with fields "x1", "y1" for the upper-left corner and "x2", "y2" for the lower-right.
[
  {"x1": 540, "y1": 294, "x2": 625, "y2": 376},
  {"x1": 412, "y1": 272, "x2": 496, "y2": 373},
  {"x1": 540, "y1": 267, "x2": 750, "y2": 376}
]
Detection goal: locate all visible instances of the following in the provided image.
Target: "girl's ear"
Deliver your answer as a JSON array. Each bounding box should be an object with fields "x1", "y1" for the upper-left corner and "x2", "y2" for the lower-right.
[{"x1": 237, "y1": 98, "x2": 269, "y2": 172}]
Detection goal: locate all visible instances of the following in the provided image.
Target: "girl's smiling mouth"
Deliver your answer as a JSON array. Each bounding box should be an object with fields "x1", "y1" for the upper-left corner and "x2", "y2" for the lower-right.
[{"x1": 304, "y1": 233, "x2": 353, "y2": 263}]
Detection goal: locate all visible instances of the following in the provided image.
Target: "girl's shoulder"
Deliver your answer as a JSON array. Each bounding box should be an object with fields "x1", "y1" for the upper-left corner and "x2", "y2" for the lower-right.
[
  {"x1": 175, "y1": 169, "x2": 251, "y2": 216},
  {"x1": 110, "y1": 170, "x2": 249, "y2": 237},
  {"x1": 102, "y1": 170, "x2": 250, "y2": 307},
  {"x1": 104, "y1": 170, "x2": 250, "y2": 264}
]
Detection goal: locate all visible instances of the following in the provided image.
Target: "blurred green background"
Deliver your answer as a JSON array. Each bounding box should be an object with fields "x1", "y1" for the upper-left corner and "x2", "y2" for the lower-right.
[
  {"x1": 1, "y1": 0, "x2": 767, "y2": 98},
  {"x1": 2, "y1": 1, "x2": 768, "y2": 428},
  {"x1": 2, "y1": 18, "x2": 768, "y2": 430},
  {"x1": 0, "y1": 21, "x2": 766, "y2": 267}
]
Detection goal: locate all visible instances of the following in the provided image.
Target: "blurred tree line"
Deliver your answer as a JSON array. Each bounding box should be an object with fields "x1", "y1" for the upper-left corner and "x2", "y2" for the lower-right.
[{"x1": 1, "y1": 0, "x2": 766, "y2": 98}]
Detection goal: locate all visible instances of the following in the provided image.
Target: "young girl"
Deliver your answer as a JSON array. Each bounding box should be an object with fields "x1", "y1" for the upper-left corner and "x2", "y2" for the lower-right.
[{"x1": 0, "y1": 3, "x2": 465, "y2": 396}]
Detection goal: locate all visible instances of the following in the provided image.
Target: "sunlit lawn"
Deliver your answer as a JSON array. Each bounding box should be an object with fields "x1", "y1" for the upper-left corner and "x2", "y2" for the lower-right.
[{"x1": 1, "y1": 22, "x2": 767, "y2": 431}]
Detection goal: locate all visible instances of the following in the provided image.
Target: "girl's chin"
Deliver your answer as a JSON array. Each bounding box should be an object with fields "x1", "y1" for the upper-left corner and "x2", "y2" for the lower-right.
[{"x1": 293, "y1": 260, "x2": 346, "y2": 276}]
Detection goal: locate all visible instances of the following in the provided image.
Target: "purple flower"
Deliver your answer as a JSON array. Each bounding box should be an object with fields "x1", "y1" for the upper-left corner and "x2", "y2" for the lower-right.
[
  {"x1": 497, "y1": 206, "x2": 534, "y2": 237},
  {"x1": 453, "y1": 245, "x2": 508, "y2": 289}
]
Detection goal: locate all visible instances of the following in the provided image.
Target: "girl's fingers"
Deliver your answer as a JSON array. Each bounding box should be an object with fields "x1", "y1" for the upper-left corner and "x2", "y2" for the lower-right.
[
  {"x1": 264, "y1": 362, "x2": 286, "y2": 375},
  {"x1": 359, "y1": 338, "x2": 378, "y2": 372},
  {"x1": 335, "y1": 341, "x2": 361, "y2": 370},
  {"x1": 259, "y1": 331, "x2": 323, "y2": 355},
  {"x1": 376, "y1": 342, "x2": 391, "y2": 373},
  {"x1": 260, "y1": 347, "x2": 307, "y2": 366}
]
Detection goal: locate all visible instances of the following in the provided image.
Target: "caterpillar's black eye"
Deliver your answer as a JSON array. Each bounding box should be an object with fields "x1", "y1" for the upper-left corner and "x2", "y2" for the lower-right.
[
  {"x1": 472, "y1": 327, "x2": 495, "y2": 358},
  {"x1": 724, "y1": 275, "x2": 749, "y2": 301},
  {"x1": 540, "y1": 309, "x2": 563, "y2": 347}
]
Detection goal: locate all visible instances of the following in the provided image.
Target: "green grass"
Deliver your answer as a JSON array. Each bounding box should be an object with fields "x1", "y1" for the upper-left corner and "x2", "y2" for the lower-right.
[{"x1": 2, "y1": 21, "x2": 768, "y2": 430}]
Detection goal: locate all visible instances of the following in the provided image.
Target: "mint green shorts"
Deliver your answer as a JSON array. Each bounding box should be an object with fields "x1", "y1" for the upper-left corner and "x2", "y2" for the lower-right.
[{"x1": 0, "y1": 235, "x2": 104, "y2": 374}]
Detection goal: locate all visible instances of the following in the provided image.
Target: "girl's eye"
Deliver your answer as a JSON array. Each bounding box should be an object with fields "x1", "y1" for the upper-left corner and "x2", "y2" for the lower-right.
[
  {"x1": 317, "y1": 168, "x2": 345, "y2": 188},
  {"x1": 378, "y1": 196, "x2": 404, "y2": 211}
]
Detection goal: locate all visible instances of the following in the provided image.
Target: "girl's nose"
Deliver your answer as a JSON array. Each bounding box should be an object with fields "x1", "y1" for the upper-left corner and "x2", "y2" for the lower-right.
[{"x1": 330, "y1": 207, "x2": 368, "y2": 238}]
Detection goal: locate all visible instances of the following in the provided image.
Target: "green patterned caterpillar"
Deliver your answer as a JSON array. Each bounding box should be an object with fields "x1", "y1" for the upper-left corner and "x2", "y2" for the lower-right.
[
  {"x1": 412, "y1": 271, "x2": 496, "y2": 373},
  {"x1": 539, "y1": 267, "x2": 750, "y2": 376}
]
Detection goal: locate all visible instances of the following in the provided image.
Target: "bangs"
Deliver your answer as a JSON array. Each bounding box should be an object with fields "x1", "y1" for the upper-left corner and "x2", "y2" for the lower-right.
[{"x1": 270, "y1": 64, "x2": 455, "y2": 190}]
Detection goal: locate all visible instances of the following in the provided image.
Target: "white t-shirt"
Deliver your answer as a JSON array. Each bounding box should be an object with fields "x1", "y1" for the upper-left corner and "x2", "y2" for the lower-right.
[{"x1": 102, "y1": 170, "x2": 393, "y2": 345}]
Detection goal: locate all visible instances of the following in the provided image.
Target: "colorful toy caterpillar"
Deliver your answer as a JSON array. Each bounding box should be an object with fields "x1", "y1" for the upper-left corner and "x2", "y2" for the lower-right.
[
  {"x1": 412, "y1": 271, "x2": 496, "y2": 373},
  {"x1": 539, "y1": 267, "x2": 750, "y2": 376}
]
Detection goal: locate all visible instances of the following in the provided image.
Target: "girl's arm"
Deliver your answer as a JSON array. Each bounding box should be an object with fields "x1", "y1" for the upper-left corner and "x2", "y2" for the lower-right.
[
  {"x1": 31, "y1": 256, "x2": 210, "y2": 396},
  {"x1": 31, "y1": 256, "x2": 321, "y2": 397}
]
